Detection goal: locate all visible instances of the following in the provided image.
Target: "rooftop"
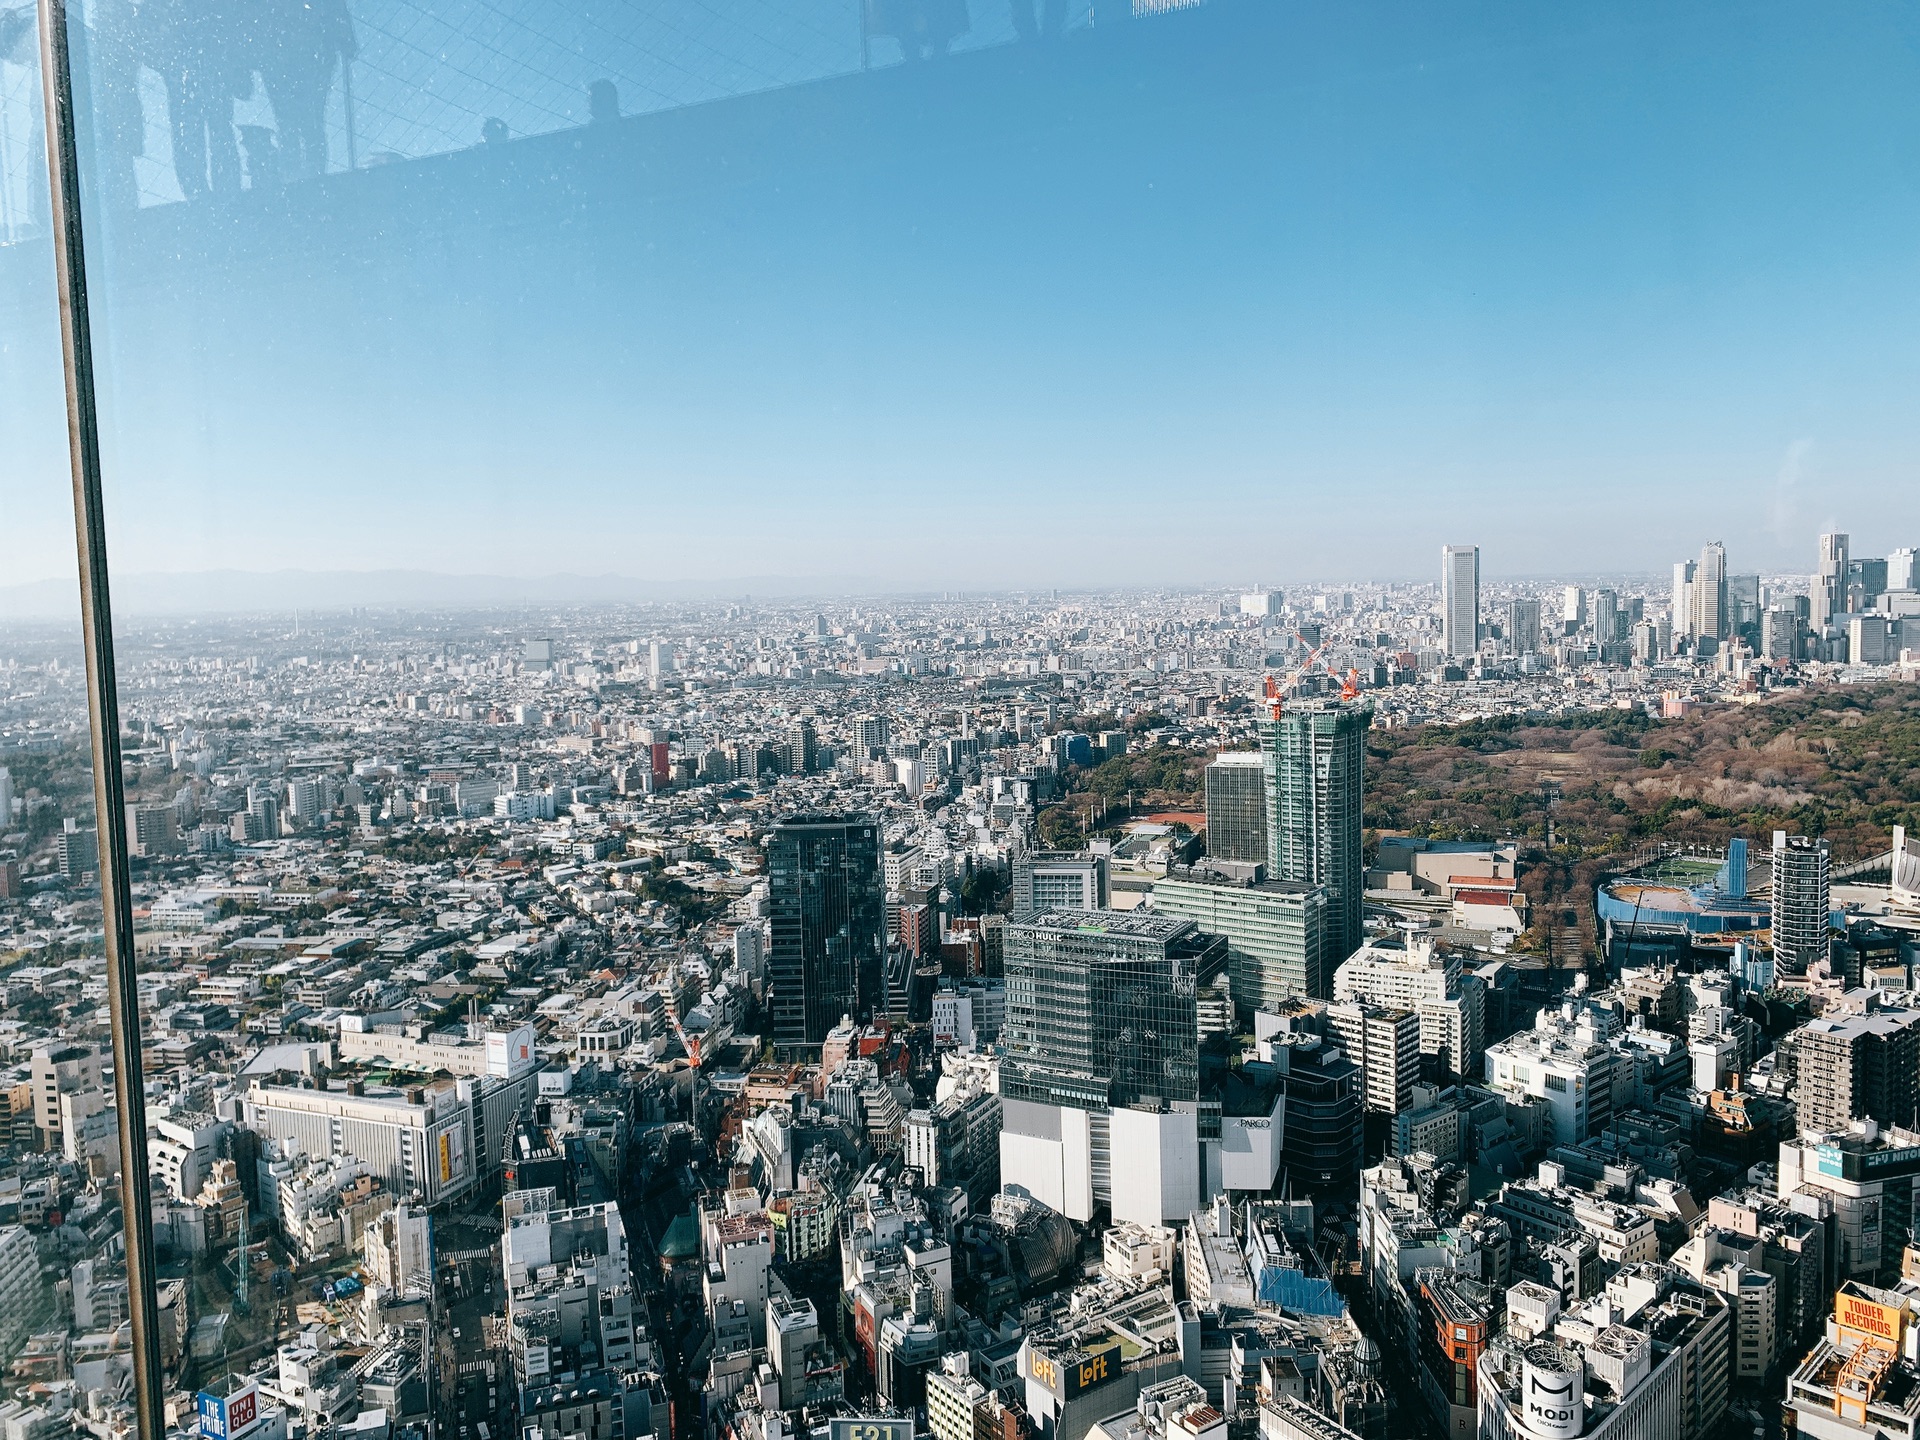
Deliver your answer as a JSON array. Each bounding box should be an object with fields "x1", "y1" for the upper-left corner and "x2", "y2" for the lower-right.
[{"x1": 1014, "y1": 908, "x2": 1193, "y2": 941}]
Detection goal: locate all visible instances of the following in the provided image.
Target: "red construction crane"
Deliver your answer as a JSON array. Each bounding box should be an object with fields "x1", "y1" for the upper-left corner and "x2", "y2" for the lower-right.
[{"x1": 1262, "y1": 633, "x2": 1330, "y2": 719}]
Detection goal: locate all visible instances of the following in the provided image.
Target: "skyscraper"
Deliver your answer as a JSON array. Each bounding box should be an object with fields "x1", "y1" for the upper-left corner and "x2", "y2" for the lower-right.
[
  {"x1": 1890, "y1": 547, "x2": 1918, "y2": 594},
  {"x1": 1672, "y1": 560, "x2": 1696, "y2": 640},
  {"x1": 1204, "y1": 750, "x2": 1267, "y2": 864},
  {"x1": 1441, "y1": 545, "x2": 1480, "y2": 657},
  {"x1": 1691, "y1": 541, "x2": 1728, "y2": 643},
  {"x1": 1506, "y1": 598, "x2": 1542, "y2": 656},
  {"x1": 0, "y1": 766, "x2": 12, "y2": 827},
  {"x1": 1815, "y1": 532, "x2": 1850, "y2": 632},
  {"x1": 1770, "y1": 831, "x2": 1830, "y2": 975},
  {"x1": 1762, "y1": 607, "x2": 1802, "y2": 661},
  {"x1": 1727, "y1": 573, "x2": 1762, "y2": 642},
  {"x1": 768, "y1": 814, "x2": 886, "y2": 1049},
  {"x1": 1591, "y1": 588, "x2": 1619, "y2": 646},
  {"x1": 1261, "y1": 701, "x2": 1368, "y2": 966},
  {"x1": 1845, "y1": 557, "x2": 1888, "y2": 615}
]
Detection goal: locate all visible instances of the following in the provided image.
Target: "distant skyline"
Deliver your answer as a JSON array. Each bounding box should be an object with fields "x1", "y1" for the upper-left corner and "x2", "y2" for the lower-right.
[
  {"x1": 3, "y1": 0, "x2": 1919, "y2": 590},
  {"x1": 0, "y1": 550, "x2": 1894, "y2": 621}
]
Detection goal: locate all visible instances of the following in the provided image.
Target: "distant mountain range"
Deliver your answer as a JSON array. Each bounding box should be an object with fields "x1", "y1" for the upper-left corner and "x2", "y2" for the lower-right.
[{"x1": 0, "y1": 569, "x2": 897, "y2": 618}]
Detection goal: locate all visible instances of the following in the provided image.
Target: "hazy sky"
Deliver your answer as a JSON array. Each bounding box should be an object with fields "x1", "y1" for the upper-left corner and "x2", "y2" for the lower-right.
[{"x1": 3, "y1": 0, "x2": 1919, "y2": 594}]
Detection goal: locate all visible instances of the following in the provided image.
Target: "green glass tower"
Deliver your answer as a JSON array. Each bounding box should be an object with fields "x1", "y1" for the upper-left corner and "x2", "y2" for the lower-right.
[{"x1": 1260, "y1": 701, "x2": 1368, "y2": 967}]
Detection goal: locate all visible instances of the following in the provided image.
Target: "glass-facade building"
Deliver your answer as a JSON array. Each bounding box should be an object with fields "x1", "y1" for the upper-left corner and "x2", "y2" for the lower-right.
[
  {"x1": 1204, "y1": 751, "x2": 1267, "y2": 865},
  {"x1": 1001, "y1": 908, "x2": 1222, "y2": 1112},
  {"x1": 1152, "y1": 867, "x2": 1330, "y2": 1009},
  {"x1": 1270, "y1": 1034, "x2": 1362, "y2": 1197},
  {"x1": 1260, "y1": 702, "x2": 1368, "y2": 968},
  {"x1": 768, "y1": 814, "x2": 886, "y2": 1049}
]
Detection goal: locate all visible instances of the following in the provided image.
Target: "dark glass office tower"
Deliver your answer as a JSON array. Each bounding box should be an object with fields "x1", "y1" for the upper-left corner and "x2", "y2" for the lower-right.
[
  {"x1": 1271, "y1": 1035, "x2": 1362, "y2": 1198},
  {"x1": 1000, "y1": 909, "x2": 1224, "y2": 1111},
  {"x1": 1261, "y1": 702, "x2": 1368, "y2": 967},
  {"x1": 1204, "y1": 751, "x2": 1268, "y2": 864},
  {"x1": 768, "y1": 815, "x2": 886, "y2": 1049}
]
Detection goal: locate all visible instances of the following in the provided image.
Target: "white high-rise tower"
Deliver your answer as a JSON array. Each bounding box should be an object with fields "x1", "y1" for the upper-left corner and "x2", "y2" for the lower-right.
[{"x1": 1441, "y1": 545, "x2": 1480, "y2": 658}]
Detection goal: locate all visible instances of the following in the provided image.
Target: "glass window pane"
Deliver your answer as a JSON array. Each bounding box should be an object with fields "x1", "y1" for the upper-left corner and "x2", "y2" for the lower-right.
[
  {"x1": 32, "y1": 0, "x2": 1920, "y2": 1428},
  {"x1": 1, "y1": 15, "x2": 134, "y2": 1405}
]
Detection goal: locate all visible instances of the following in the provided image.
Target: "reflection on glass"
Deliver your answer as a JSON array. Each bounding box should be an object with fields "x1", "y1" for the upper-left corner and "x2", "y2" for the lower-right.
[
  {"x1": 1, "y1": 20, "x2": 135, "y2": 1417},
  {"x1": 11, "y1": 0, "x2": 1136, "y2": 212},
  {"x1": 3, "y1": 0, "x2": 1917, "y2": 1433}
]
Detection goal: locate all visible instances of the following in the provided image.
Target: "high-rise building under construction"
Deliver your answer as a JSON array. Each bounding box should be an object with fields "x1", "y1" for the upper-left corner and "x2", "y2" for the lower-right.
[{"x1": 1260, "y1": 701, "x2": 1368, "y2": 967}]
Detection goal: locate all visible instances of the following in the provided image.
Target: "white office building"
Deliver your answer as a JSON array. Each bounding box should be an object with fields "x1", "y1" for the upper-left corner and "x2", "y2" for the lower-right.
[
  {"x1": 1484, "y1": 1004, "x2": 1617, "y2": 1147},
  {"x1": 1334, "y1": 932, "x2": 1485, "y2": 1081}
]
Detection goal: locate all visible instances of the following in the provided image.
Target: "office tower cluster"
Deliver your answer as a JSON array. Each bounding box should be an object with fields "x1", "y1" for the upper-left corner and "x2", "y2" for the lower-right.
[
  {"x1": 1661, "y1": 530, "x2": 1918, "y2": 670},
  {"x1": 1805, "y1": 531, "x2": 1917, "y2": 664},
  {"x1": 984, "y1": 657, "x2": 1381, "y2": 1221}
]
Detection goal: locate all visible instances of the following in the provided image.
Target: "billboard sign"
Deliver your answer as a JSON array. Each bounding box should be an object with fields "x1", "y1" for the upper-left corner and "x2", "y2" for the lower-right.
[
  {"x1": 486, "y1": 1021, "x2": 538, "y2": 1078},
  {"x1": 197, "y1": 1382, "x2": 259, "y2": 1439},
  {"x1": 1836, "y1": 1289, "x2": 1906, "y2": 1347},
  {"x1": 1027, "y1": 1341, "x2": 1121, "y2": 1401},
  {"x1": 1065, "y1": 1343, "x2": 1119, "y2": 1397},
  {"x1": 1521, "y1": 1355, "x2": 1583, "y2": 1440},
  {"x1": 830, "y1": 1420, "x2": 912, "y2": 1440}
]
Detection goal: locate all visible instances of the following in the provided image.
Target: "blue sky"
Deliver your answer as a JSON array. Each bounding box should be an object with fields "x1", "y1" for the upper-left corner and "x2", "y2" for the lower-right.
[{"x1": 3, "y1": 0, "x2": 1919, "y2": 593}]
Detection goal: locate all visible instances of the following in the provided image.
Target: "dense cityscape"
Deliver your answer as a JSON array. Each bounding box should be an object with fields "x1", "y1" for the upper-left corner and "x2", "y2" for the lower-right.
[{"x1": 0, "y1": 528, "x2": 1917, "y2": 1440}]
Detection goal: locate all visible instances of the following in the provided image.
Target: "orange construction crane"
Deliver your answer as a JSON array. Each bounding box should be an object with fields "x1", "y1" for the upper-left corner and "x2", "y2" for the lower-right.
[
  {"x1": 1262, "y1": 633, "x2": 1330, "y2": 718},
  {"x1": 667, "y1": 1004, "x2": 702, "y2": 1069}
]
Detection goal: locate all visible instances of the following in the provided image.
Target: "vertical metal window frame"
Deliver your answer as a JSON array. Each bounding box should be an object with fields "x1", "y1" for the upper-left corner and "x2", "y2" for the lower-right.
[{"x1": 33, "y1": 0, "x2": 163, "y2": 1433}]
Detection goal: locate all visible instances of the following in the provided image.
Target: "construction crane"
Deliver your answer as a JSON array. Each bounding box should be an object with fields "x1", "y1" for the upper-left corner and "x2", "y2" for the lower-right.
[{"x1": 1262, "y1": 633, "x2": 1331, "y2": 719}]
